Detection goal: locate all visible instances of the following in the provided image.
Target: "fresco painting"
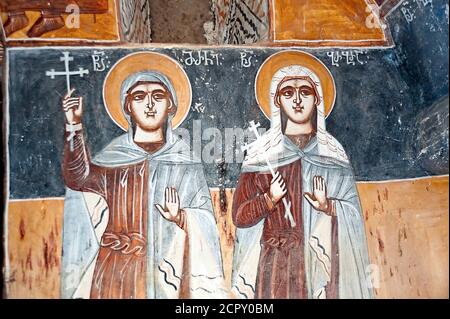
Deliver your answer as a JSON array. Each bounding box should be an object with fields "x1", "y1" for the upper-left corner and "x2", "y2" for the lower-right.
[
  {"x1": 0, "y1": 0, "x2": 120, "y2": 42},
  {"x1": 1, "y1": 0, "x2": 448, "y2": 300}
]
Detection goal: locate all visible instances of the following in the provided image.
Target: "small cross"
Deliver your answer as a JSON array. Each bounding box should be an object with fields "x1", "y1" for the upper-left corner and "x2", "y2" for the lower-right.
[
  {"x1": 241, "y1": 121, "x2": 261, "y2": 152},
  {"x1": 46, "y1": 52, "x2": 89, "y2": 94},
  {"x1": 46, "y1": 52, "x2": 89, "y2": 152},
  {"x1": 248, "y1": 121, "x2": 261, "y2": 138},
  {"x1": 243, "y1": 121, "x2": 296, "y2": 228}
]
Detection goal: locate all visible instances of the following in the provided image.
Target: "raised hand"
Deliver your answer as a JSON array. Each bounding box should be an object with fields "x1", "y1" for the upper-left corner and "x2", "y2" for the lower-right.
[
  {"x1": 62, "y1": 88, "x2": 83, "y2": 124},
  {"x1": 155, "y1": 187, "x2": 183, "y2": 226},
  {"x1": 269, "y1": 171, "x2": 287, "y2": 205},
  {"x1": 304, "y1": 176, "x2": 331, "y2": 214}
]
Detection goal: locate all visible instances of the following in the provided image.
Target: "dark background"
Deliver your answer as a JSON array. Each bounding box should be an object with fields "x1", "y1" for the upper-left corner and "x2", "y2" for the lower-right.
[{"x1": 6, "y1": 2, "x2": 449, "y2": 199}]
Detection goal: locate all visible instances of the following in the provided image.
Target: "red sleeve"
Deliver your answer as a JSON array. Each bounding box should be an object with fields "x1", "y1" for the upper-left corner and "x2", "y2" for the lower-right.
[
  {"x1": 232, "y1": 171, "x2": 274, "y2": 228},
  {"x1": 62, "y1": 130, "x2": 107, "y2": 198},
  {"x1": 325, "y1": 216, "x2": 339, "y2": 298}
]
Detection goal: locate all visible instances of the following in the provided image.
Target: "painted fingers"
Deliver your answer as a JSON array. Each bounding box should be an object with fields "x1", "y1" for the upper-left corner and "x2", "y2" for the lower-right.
[{"x1": 269, "y1": 171, "x2": 287, "y2": 204}]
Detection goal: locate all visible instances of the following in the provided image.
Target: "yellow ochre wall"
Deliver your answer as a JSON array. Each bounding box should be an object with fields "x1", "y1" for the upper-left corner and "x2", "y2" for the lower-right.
[
  {"x1": 270, "y1": 0, "x2": 390, "y2": 46},
  {"x1": 4, "y1": 176, "x2": 449, "y2": 299}
]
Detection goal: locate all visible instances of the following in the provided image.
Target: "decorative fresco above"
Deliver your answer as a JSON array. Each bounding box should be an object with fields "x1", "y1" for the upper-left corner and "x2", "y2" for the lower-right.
[{"x1": 0, "y1": 0, "x2": 120, "y2": 42}]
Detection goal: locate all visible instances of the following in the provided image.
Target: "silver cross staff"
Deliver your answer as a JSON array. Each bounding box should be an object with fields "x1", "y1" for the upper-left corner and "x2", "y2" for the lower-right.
[
  {"x1": 242, "y1": 121, "x2": 296, "y2": 228},
  {"x1": 46, "y1": 52, "x2": 89, "y2": 151}
]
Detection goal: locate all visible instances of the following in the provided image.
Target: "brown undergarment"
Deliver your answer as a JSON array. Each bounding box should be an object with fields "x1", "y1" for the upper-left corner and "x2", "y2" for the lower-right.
[{"x1": 286, "y1": 130, "x2": 317, "y2": 150}]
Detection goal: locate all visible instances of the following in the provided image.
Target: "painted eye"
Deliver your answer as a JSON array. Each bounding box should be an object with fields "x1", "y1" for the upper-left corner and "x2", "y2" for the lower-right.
[
  {"x1": 153, "y1": 93, "x2": 166, "y2": 101},
  {"x1": 133, "y1": 94, "x2": 146, "y2": 101},
  {"x1": 282, "y1": 90, "x2": 294, "y2": 98},
  {"x1": 300, "y1": 89, "x2": 313, "y2": 97}
]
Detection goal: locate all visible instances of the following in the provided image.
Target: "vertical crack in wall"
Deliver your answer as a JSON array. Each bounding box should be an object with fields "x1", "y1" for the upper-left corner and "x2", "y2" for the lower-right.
[{"x1": 216, "y1": 157, "x2": 228, "y2": 215}]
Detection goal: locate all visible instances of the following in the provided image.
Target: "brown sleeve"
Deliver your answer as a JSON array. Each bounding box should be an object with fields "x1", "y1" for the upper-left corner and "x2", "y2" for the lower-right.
[
  {"x1": 325, "y1": 216, "x2": 339, "y2": 299},
  {"x1": 326, "y1": 199, "x2": 337, "y2": 217},
  {"x1": 62, "y1": 129, "x2": 107, "y2": 198},
  {"x1": 232, "y1": 172, "x2": 274, "y2": 228}
]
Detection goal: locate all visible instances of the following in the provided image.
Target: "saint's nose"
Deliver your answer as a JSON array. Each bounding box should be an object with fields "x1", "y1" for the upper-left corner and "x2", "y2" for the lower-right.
[
  {"x1": 145, "y1": 93, "x2": 155, "y2": 109},
  {"x1": 293, "y1": 89, "x2": 302, "y2": 106}
]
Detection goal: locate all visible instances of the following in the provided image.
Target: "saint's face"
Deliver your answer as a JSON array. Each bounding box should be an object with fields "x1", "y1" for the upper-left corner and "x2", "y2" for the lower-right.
[
  {"x1": 127, "y1": 82, "x2": 172, "y2": 131},
  {"x1": 277, "y1": 78, "x2": 317, "y2": 125}
]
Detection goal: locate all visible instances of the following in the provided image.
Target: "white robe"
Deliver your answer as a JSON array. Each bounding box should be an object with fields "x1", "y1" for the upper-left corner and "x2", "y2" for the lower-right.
[
  {"x1": 232, "y1": 135, "x2": 375, "y2": 299},
  {"x1": 61, "y1": 129, "x2": 228, "y2": 299},
  {"x1": 61, "y1": 69, "x2": 227, "y2": 299},
  {"x1": 232, "y1": 62, "x2": 374, "y2": 299}
]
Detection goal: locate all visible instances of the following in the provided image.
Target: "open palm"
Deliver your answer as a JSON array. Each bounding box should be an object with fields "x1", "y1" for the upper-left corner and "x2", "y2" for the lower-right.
[
  {"x1": 304, "y1": 176, "x2": 329, "y2": 213},
  {"x1": 155, "y1": 187, "x2": 181, "y2": 224}
]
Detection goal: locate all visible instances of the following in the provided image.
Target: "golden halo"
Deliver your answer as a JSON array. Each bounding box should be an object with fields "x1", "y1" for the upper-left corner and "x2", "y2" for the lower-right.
[
  {"x1": 255, "y1": 50, "x2": 336, "y2": 119},
  {"x1": 103, "y1": 52, "x2": 192, "y2": 131}
]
